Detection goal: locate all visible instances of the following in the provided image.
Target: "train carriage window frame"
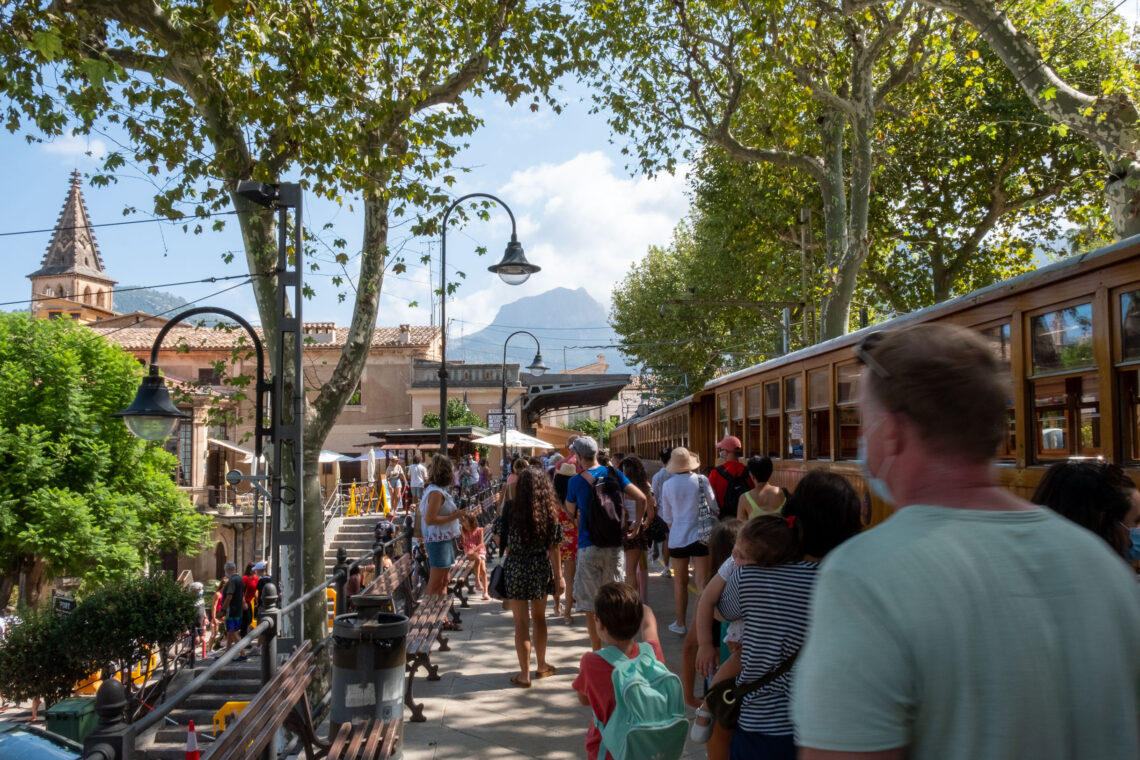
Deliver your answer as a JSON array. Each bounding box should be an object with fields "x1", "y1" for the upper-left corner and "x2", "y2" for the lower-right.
[
  {"x1": 731, "y1": 389, "x2": 745, "y2": 447},
  {"x1": 977, "y1": 321, "x2": 1015, "y2": 460},
  {"x1": 718, "y1": 394, "x2": 730, "y2": 439},
  {"x1": 835, "y1": 362, "x2": 861, "y2": 460},
  {"x1": 1026, "y1": 299, "x2": 1101, "y2": 462},
  {"x1": 764, "y1": 380, "x2": 781, "y2": 459},
  {"x1": 784, "y1": 375, "x2": 804, "y2": 459},
  {"x1": 808, "y1": 367, "x2": 832, "y2": 460},
  {"x1": 746, "y1": 385, "x2": 763, "y2": 458},
  {"x1": 1114, "y1": 284, "x2": 1140, "y2": 463}
]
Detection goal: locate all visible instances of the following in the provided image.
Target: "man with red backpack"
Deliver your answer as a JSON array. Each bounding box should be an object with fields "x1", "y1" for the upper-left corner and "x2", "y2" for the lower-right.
[
  {"x1": 708, "y1": 435, "x2": 754, "y2": 520},
  {"x1": 565, "y1": 435, "x2": 647, "y2": 651}
]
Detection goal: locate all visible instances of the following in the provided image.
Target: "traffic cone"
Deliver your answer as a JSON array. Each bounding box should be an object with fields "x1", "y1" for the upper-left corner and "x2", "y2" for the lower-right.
[{"x1": 185, "y1": 720, "x2": 200, "y2": 760}]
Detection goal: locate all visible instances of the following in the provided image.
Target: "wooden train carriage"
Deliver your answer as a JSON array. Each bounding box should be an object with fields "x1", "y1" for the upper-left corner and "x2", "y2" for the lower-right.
[
  {"x1": 619, "y1": 235, "x2": 1140, "y2": 527},
  {"x1": 611, "y1": 395, "x2": 696, "y2": 461}
]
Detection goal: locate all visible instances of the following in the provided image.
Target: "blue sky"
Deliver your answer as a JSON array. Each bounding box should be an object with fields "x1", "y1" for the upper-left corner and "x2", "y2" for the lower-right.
[{"x1": 0, "y1": 79, "x2": 690, "y2": 366}]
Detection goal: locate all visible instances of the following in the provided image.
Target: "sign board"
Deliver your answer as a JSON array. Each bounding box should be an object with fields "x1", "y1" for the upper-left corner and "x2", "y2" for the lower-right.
[
  {"x1": 487, "y1": 409, "x2": 517, "y2": 431},
  {"x1": 52, "y1": 590, "x2": 75, "y2": 617}
]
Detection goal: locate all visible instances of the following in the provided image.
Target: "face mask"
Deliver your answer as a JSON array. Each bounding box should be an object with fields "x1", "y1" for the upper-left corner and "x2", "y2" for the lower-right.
[
  {"x1": 1124, "y1": 527, "x2": 1140, "y2": 562},
  {"x1": 857, "y1": 419, "x2": 895, "y2": 506}
]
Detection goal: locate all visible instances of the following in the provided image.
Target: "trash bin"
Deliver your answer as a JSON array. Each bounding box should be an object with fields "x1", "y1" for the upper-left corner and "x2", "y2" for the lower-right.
[
  {"x1": 331, "y1": 594, "x2": 408, "y2": 739},
  {"x1": 44, "y1": 696, "x2": 97, "y2": 744}
]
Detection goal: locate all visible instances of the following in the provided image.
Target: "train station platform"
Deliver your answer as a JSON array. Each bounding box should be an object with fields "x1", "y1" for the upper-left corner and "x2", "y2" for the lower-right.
[{"x1": 399, "y1": 567, "x2": 705, "y2": 759}]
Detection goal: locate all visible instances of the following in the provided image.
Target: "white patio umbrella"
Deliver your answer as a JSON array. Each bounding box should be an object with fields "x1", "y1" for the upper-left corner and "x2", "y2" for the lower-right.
[{"x1": 471, "y1": 429, "x2": 557, "y2": 449}]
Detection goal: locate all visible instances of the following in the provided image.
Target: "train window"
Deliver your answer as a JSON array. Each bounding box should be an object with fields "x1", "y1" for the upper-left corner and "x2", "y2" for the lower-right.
[
  {"x1": 718, "y1": 395, "x2": 729, "y2": 438},
  {"x1": 836, "y1": 363, "x2": 860, "y2": 404},
  {"x1": 1124, "y1": 290, "x2": 1140, "y2": 362},
  {"x1": 1032, "y1": 372, "x2": 1101, "y2": 460},
  {"x1": 808, "y1": 369, "x2": 831, "y2": 459},
  {"x1": 785, "y1": 376, "x2": 804, "y2": 458},
  {"x1": 746, "y1": 386, "x2": 762, "y2": 456},
  {"x1": 979, "y1": 323, "x2": 1014, "y2": 459},
  {"x1": 764, "y1": 381, "x2": 780, "y2": 458},
  {"x1": 1123, "y1": 369, "x2": 1140, "y2": 462},
  {"x1": 732, "y1": 390, "x2": 745, "y2": 444},
  {"x1": 837, "y1": 407, "x2": 860, "y2": 459},
  {"x1": 765, "y1": 382, "x2": 780, "y2": 413},
  {"x1": 1030, "y1": 304, "x2": 1094, "y2": 374}
]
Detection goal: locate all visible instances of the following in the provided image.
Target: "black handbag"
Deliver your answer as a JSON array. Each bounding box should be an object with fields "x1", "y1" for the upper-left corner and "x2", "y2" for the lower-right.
[
  {"x1": 644, "y1": 514, "x2": 669, "y2": 543},
  {"x1": 704, "y1": 649, "x2": 800, "y2": 730},
  {"x1": 488, "y1": 564, "x2": 507, "y2": 600}
]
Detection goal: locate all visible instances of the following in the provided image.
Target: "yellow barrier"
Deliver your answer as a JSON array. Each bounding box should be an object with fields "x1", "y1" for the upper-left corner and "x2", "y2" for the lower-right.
[
  {"x1": 213, "y1": 701, "x2": 249, "y2": 736},
  {"x1": 326, "y1": 587, "x2": 336, "y2": 628}
]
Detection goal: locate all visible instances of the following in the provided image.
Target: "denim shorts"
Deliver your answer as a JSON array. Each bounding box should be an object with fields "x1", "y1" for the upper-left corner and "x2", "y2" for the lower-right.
[{"x1": 425, "y1": 539, "x2": 455, "y2": 569}]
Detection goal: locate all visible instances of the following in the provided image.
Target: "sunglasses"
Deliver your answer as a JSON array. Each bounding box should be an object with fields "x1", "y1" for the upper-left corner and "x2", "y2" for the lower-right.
[{"x1": 854, "y1": 330, "x2": 890, "y2": 380}]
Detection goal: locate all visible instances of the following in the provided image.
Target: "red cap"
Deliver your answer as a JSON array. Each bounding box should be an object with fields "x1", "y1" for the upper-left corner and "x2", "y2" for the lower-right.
[{"x1": 717, "y1": 435, "x2": 742, "y2": 452}]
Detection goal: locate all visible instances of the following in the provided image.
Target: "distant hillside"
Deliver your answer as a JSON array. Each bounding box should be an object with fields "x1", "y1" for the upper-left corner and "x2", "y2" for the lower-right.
[
  {"x1": 114, "y1": 286, "x2": 190, "y2": 316},
  {"x1": 452, "y1": 287, "x2": 635, "y2": 373}
]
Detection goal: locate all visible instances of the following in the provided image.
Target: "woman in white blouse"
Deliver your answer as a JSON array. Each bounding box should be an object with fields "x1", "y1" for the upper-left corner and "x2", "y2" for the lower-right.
[{"x1": 659, "y1": 447, "x2": 718, "y2": 636}]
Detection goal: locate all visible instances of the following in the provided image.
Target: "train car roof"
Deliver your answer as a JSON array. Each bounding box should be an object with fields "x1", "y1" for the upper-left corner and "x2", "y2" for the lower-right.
[
  {"x1": 701, "y1": 233, "x2": 1140, "y2": 393},
  {"x1": 613, "y1": 393, "x2": 695, "y2": 430}
]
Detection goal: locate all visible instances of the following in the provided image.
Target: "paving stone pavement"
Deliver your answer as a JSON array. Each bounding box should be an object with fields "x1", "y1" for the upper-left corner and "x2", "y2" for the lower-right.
[{"x1": 399, "y1": 561, "x2": 707, "y2": 759}]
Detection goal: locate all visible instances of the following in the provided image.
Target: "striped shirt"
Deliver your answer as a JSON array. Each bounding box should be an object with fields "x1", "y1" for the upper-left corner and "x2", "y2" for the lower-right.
[{"x1": 717, "y1": 561, "x2": 819, "y2": 735}]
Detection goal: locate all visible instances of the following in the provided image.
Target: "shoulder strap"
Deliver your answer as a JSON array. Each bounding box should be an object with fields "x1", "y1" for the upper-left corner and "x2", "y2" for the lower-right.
[
  {"x1": 594, "y1": 645, "x2": 627, "y2": 668},
  {"x1": 715, "y1": 464, "x2": 728, "y2": 478},
  {"x1": 734, "y1": 648, "x2": 801, "y2": 698}
]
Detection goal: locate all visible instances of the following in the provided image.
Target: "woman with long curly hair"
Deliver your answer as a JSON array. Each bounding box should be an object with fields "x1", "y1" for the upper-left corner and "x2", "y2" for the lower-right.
[{"x1": 501, "y1": 467, "x2": 565, "y2": 687}]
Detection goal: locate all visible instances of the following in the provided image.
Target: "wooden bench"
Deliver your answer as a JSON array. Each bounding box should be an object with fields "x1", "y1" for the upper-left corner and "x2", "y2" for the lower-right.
[
  {"x1": 327, "y1": 718, "x2": 401, "y2": 760},
  {"x1": 361, "y1": 552, "x2": 455, "y2": 723},
  {"x1": 446, "y1": 495, "x2": 500, "y2": 607},
  {"x1": 206, "y1": 641, "x2": 314, "y2": 760}
]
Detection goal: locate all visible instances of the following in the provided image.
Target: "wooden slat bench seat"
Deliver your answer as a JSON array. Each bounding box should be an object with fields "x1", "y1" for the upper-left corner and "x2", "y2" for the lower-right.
[
  {"x1": 327, "y1": 718, "x2": 401, "y2": 760},
  {"x1": 206, "y1": 641, "x2": 314, "y2": 760}
]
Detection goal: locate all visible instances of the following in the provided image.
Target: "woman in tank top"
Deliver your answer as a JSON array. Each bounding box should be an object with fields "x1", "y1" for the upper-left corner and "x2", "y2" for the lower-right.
[{"x1": 739, "y1": 456, "x2": 788, "y2": 521}]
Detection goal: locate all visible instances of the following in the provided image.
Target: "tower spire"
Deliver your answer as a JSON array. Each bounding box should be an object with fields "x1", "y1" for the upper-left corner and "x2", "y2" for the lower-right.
[{"x1": 29, "y1": 170, "x2": 111, "y2": 278}]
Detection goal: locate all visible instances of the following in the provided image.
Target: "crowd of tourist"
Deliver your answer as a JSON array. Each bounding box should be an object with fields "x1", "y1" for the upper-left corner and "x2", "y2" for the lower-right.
[{"x1": 403, "y1": 323, "x2": 1140, "y2": 760}]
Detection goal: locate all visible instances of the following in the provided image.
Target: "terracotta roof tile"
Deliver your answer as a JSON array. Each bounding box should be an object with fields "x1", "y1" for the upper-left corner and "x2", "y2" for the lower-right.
[{"x1": 90, "y1": 323, "x2": 439, "y2": 351}]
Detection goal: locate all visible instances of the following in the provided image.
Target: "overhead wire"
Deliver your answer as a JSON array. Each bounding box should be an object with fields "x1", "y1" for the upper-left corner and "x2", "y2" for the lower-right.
[{"x1": 1, "y1": 271, "x2": 276, "y2": 309}]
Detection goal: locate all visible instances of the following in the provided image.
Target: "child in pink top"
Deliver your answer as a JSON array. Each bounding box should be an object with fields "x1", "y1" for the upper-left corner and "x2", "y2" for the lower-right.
[{"x1": 460, "y1": 512, "x2": 489, "y2": 600}]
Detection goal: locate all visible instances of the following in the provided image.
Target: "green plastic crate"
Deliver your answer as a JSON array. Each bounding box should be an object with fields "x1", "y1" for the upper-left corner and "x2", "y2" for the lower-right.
[{"x1": 45, "y1": 696, "x2": 97, "y2": 743}]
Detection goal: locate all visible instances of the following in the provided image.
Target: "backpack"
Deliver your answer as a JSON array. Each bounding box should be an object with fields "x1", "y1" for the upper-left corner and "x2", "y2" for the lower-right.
[
  {"x1": 594, "y1": 643, "x2": 688, "y2": 760},
  {"x1": 374, "y1": 518, "x2": 397, "y2": 544},
  {"x1": 581, "y1": 467, "x2": 625, "y2": 548},
  {"x1": 715, "y1": 465, "x2": 751, "y2": 520}
]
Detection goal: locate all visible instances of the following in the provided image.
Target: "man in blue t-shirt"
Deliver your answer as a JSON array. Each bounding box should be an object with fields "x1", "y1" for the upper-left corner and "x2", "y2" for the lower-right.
[{"x1": 564, "y1": 435, "x2": 646, "y2": 650}]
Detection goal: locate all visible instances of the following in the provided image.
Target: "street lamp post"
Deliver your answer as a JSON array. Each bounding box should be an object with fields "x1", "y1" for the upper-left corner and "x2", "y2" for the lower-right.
[
  {"x1": 499, "y1": 330, "x2": 548, "y2": 472},
  {"x1": 114, "y1": 307, "x2": 272, "y2": 554},
  {"x1": 438, "y1": 193, "x2": 540, "y2": 455}
]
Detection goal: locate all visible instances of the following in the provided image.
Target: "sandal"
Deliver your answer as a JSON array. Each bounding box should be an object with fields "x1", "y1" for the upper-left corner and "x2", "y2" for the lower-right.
[
  {"x1": 535, "y1": 665, "x2": 557, "y2": 679},
  {"x1": 509, "y1": 675, "x2": 532, "y2": 688},
  {"x1": 440, "y1": 620, "x2": 462, "y2": 631},
  {"x1": 690, "y1": 707, "x2": 714, "y2": 743}
]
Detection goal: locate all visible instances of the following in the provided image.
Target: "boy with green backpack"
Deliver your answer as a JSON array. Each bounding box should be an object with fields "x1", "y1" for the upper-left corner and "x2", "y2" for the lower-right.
[{"x1": 572, "y1": 583, "x2": 689, "y2": 760}]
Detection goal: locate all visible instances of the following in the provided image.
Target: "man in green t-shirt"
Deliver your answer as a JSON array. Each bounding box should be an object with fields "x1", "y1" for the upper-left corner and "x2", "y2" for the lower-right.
[{"x1": 793, "y1": 323, "x2": 1140, "y2": 760}]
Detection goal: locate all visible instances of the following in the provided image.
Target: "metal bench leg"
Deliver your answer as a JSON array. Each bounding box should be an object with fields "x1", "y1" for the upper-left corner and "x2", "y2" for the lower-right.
[
  {"x1": 448, "y1": 602, "x2": 461, "y2": 625},
  {"x1": 436, "y1": 633, "x2": 450, "y2": 653},
  {"x1": 456, "y1": 582, "x2": 470, "y2": 609},
  {"x1": 405, "y1": 657, "x2": 427, "y2": 723}
]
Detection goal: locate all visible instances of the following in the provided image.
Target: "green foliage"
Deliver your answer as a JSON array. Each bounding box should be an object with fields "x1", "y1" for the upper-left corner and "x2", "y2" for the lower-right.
[
  {"x1": 0, "y1": 313, "x2": 210, "y2": 600},
  {"x1": 0, "y1": 574, "x2": 196, "y2": 704},
  {"x1": 422, "y1": 398, "x2": 486, "y2": 429},
  {"x1": 564, "y1": 416, "x2": 619, "y2": 447}
]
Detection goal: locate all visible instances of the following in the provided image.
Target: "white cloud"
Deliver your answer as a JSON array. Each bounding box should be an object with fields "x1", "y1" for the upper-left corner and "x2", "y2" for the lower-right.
[
  {"x1": 445, "y1": 151, "x2": 688, "y2": 328},
  {"x1": 41, "y1": 134, "x2": 107, "y2": 162}
]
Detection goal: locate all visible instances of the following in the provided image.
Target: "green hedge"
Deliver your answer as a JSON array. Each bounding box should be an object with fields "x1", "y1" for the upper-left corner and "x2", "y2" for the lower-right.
[{"x1": 0, "y1": 573, "x2": 197, "y2": 704}]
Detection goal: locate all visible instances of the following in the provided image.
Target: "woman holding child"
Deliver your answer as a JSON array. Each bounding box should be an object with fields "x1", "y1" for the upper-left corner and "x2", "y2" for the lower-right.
[
  {"x1": 500, "y1": 467, "x2": 564, "y2": 687},
  {"x1": 690, "y1": 469, "x2": 862, "y2": 760}
]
